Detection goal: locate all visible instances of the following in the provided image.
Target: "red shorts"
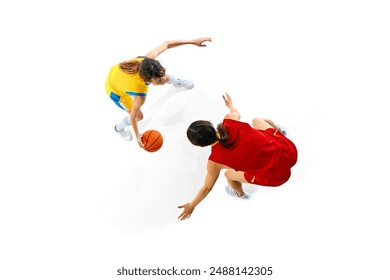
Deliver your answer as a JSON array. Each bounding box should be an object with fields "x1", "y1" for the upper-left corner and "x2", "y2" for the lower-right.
[{"x1": 244, "y1": 128, "x2": 298, "y2": 187}]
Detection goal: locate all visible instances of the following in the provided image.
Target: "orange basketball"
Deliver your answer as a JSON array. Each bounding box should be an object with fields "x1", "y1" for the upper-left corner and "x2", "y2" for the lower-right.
[{"x1": 141, "y1": 130, "x2": 163, "y2": 152}]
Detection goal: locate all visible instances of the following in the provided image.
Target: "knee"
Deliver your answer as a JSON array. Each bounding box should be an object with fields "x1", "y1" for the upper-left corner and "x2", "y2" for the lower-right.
[
  {"x1": 136, "y1": 112, "x2": 144, "y2": 122},
  {"x1": 224, "y1": 169, "x2": 235, "y2": 180},
  {"x1": 252, "y1": 118, "x2": 262, "y2": 127}
]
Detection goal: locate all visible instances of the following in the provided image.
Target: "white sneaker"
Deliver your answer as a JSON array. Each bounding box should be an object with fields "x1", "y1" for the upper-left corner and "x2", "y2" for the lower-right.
[
  {"x1": 115, "y1": 126, "x2": 133, "y2": 141},
  {"x1": 225, "y1": 185, "x2": 250, "y2": 200},
  {"x1": 172, "y1": 78, "x2": 194, "y2": 89}
]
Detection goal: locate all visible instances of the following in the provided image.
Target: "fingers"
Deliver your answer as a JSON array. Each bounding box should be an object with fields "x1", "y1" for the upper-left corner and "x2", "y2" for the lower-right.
[
  {"x1": 222, "y1": 92, "x2": 231, "y2": 102},
  {"x1": 177, "y1": 204, "x2": 192, "y2": 220},
  {"x1": 177, "y1": 211, "x2": 186, "y2": 220},
  {"x1": 198, "y1": 37, "x2": 212, "y2": 46},
  {"x1": 178, "y1": 212, "x2": 191, "y2": 220},
  {"x1": 137, "y1": 136, "x2": 144, "y2": 148}
]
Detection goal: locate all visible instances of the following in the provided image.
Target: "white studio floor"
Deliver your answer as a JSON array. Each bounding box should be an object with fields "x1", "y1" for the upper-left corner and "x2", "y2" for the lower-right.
[{"x1": 1, "y1": 1, "x2": 389, "y2": 279}]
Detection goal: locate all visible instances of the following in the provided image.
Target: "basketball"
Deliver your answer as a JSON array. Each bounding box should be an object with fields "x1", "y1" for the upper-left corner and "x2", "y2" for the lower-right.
[{"x1": 141, "y1": 130, "x2": 163, "y2": 152}]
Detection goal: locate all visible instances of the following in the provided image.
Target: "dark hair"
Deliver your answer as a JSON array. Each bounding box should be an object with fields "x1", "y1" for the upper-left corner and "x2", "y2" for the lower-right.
[
  {"x1": 187, "y1": 120, "x2": 235, "y2": 148},
  {"x1": 139, "y1": 58, "x2": 166, "y2": 82},
  {"x1": 119, "y1": 57, "x2": 166, "y2": 82}
]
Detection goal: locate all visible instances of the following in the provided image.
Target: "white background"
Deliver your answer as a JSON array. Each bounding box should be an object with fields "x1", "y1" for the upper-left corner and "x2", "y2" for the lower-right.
[{"x1": 1, "y1": 0, "x2": 389, "y2": 279}]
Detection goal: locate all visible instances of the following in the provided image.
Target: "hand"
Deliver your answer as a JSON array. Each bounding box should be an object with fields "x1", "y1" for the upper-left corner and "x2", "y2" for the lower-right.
[
  {"x1": 193, "y1": 37, "x2": 212, "y2": 47},
  {"x1": 222, "y1": 92, "x2": 233, "y2": 107},
  {"x1": 137, "y1": 134, "x2": 144, "y2": 148},
  {"x1": 178, "y1": 203, "x2": 195, "y2": 220}
]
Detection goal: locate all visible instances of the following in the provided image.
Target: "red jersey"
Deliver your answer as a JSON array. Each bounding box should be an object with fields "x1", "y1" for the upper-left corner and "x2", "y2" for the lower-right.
[{"x1": 209, "y1": 119, "x2": 296, "y2": 177}]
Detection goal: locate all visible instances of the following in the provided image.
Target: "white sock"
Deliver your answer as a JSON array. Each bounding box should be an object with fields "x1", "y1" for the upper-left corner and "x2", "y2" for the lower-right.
[
  {"x1": 115, "y1": 116, "x2": 131, "y2": 131},
  {"x1": 167, "y1": 74, "x2": 179, "y2": 84}
]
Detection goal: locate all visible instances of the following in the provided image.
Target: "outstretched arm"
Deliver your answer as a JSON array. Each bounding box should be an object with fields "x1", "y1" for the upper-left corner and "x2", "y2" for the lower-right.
[
  {"x1": 178, "y1": 161, "x2": 221, "y2": 220},
  {"x1": 223, "y1": 93, "x2": 241, "y2": 120},
  {"x1": 145, "y1": 37, "x2": 212, "y2": 59}
]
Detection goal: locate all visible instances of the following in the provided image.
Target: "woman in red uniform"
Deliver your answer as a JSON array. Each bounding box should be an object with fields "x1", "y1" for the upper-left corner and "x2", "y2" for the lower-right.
[{"x1": 178, "y1": 93, "x2": 297, "y2": 220}]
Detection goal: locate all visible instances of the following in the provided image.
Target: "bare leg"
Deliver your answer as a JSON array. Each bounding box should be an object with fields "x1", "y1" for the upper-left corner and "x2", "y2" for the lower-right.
[
  {"x1": 117, "y1": 110, "x2": 143, "y2": 128},
  {"x1": 134, "y1": 110, "x2": 143, "y2": 122},
  {"x1": 263, "y1": 118, "x2": 279, "y2": 129},
  {"x1": 224, "y1": 169, "x2": 248, "y2": 197},
  {"x1": 252, "y1": 118, "x2": 274, "y2": 130}
]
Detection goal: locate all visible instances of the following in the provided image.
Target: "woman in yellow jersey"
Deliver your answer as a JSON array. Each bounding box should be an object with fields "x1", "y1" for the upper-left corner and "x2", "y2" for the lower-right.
[{"x1": 105, "y1": 37, "x2": 212, "y2": 147}]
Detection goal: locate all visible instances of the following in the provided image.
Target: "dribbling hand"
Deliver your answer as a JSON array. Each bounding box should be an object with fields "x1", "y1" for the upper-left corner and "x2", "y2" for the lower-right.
[{"x1": 137, "y1": 135, "x2": 144, "y2": 148}]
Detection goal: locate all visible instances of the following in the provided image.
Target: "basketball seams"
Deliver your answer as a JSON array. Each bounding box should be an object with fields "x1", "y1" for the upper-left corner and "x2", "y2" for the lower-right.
[
  {"x1": 142, "y1": 129, "x2": 163, "y2": 152},
  {"x1": 143, "y1": 130, "x2": 153, "y2": 148},
  {"x1": 146, "y1": 133, "x2": 161, "y2": 150},
  {"x1": 142, "y1": 130, "x2": 154, "y2": 147}
]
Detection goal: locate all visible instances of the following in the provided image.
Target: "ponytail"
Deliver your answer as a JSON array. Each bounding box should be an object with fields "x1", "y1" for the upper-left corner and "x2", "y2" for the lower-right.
[
  {"x1": 119, "y1": 60, "x2": 140, "y2": 74},
  {"x1": 216, "y1": 123, "x2": 236, "y2": 148}
]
